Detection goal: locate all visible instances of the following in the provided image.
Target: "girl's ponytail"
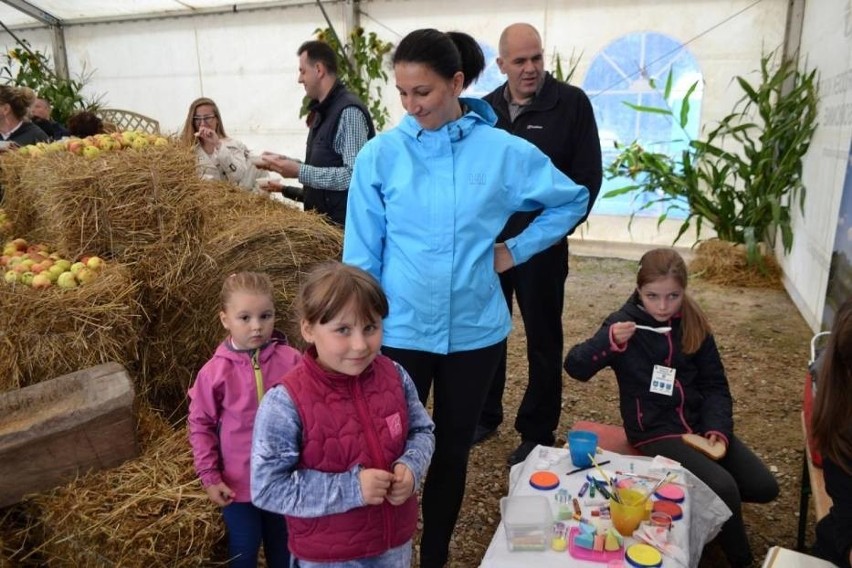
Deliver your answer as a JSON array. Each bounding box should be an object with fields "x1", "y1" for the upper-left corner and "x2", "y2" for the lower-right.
[{"x1": 680, "y1": 294, "x2": 711, "y2": 354}]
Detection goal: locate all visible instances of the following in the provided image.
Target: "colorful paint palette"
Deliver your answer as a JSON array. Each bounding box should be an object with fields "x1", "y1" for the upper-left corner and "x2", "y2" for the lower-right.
[
  {"x1": 652, "y1": 499, "x2": 683, "y2": 521},
  {"x1": 654, "y1": 484, "x2": 685, "y2": 502},
  {"x1": 529, "y1": 470, "x2": 560, "y2": 490},
  {"x1": 625, "y1": 543, "x2": 663, "y2": 567}
]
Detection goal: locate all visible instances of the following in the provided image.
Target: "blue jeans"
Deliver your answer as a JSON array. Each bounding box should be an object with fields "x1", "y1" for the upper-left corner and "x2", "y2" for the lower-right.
[{"x1": 221, "y1": 502, "x2": 290, "y2": 568}]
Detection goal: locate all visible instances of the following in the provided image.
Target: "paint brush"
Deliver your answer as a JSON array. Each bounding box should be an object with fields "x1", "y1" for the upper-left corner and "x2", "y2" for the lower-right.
[
  {"x1": 565, "y1": 460, "x2": 610, "y2": 476},
  {"x1": 588, "y1": 453, "x2": 620, "y2": 503}
]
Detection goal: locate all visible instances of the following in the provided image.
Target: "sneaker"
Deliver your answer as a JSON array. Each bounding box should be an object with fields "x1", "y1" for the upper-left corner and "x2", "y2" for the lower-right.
[
  {"x1": 471, "y1": 424, "x2": 497, "y2": 446},
  {"x1": 507, "y1": 440, "x2": 539, "y2": 466}
]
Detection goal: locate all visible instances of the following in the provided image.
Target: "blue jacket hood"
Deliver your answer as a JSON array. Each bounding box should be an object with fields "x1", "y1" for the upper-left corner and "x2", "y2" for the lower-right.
[{"x1": 397, "y1": 97, "x2": 497, "y2": 141}]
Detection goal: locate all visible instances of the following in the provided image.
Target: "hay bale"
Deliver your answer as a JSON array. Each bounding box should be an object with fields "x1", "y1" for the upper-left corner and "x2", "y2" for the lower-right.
[
  {"x1": 22, "y1": 408, "x2": 225, "y2": 567},
  {"x1": 0, "y1": 263, "x2": 144, "y2": 393},
  {"x1": 0, "y1": 143, "x2": 202, "y2": 262},
  {"x1": 689, "y1": 239, "x2": 783, "y2": 288},
  {"x1": 139, "y1": 182, "x2": 342, "y2": 413}
]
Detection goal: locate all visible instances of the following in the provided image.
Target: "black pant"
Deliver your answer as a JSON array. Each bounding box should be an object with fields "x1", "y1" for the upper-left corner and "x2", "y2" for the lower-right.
[
  {"x1": 382, "y1": 341, "x2": 504, "y2": 568},
  {"x1": 639, "y1": 435, "x2": 779, "y2": 567},
  {"x1": 479, "y1": 239, "x2": 568, "y2": 445}
]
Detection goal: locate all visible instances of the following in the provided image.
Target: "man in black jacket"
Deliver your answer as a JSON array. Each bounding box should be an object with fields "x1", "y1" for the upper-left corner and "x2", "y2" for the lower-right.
[{"x1": 477, "y1": 23, "x2": 603, "y2": 465}]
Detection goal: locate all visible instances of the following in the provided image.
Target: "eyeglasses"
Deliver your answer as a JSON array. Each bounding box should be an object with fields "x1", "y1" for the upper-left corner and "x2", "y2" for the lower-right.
[{"x1": 193, "y1": 114, "x2": 217, "y2": 123}]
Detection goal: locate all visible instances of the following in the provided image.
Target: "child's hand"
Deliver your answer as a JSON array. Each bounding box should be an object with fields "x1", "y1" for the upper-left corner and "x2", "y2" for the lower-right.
[
  {"x1": 205, "y1": 482, "x2": 234, "y2": 507},
  {"x1": 386, "y1": 463, "x2": 414, "y2": 506},
  {"x1": 359, "y1": 468, "x2": 394, "y2": 506},
  {"x1": 706, "y1": 433, "x2": 728, "y2": 452},
  {"x1": 610, "y1": 321, "x2": 636, "y2": 345}
]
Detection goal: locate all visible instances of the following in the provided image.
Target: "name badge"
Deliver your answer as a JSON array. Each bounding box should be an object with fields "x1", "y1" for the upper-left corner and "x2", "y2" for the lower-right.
[{"x1": 650, "y1": 365, "x2": 676, "y2": 396}]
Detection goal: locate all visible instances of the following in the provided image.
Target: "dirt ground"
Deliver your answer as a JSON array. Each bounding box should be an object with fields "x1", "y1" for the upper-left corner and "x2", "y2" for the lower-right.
[{"x1": 426, "y1": 255, "x2": 816, "y2": 567}]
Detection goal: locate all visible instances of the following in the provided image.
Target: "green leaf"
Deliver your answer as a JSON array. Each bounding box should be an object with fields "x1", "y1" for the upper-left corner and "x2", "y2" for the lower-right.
[
  {"x1": 603, "y1": 185, "x2": 641, "y2": 198},
  {"x1": 678, "y1": 81, "x2": 699, "y2": 129},
  {"x1": 663, "y1": 70, "x2": 673, "y2": 100},
  {"x1": 622, "y1": 102, "x2": 673, "y2": 116}
]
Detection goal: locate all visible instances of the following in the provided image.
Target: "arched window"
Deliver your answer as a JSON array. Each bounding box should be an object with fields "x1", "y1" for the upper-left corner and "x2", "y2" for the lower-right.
[{"x1": 582, "y1": 32, "x2": 703, "y2": 217}]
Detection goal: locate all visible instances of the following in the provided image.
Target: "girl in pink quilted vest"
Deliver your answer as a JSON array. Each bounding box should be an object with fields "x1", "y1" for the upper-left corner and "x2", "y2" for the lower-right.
[
  {"x1": 251, "y1": 261, "x2": 435, "y2": 567},
  {"x1": 188, "y1": 272, "x2": 301, "y2": 567}
]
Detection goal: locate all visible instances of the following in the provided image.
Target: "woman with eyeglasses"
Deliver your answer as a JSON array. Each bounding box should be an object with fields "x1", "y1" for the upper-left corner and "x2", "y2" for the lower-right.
[{"x1": 180, "y1": 97, "x2": 259, "y2": 190}]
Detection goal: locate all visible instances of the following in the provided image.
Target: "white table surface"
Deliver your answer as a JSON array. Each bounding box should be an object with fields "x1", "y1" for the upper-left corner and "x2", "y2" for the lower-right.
[
  {"x1": 761, "y1": 547, "x2": 839, "y2": 568},
  {"x1": 479, "y1": 446, "x2": 731, "y2": 568}
]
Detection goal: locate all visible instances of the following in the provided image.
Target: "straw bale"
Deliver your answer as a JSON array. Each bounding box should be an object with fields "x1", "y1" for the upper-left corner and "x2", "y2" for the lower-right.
[
  {"x1": 0, "y1": 263, "x2": 144, "y2": 393},
  {"x1": 23, "y1": 408, "x2": 226, "y2": 567},
  {"x1": 0, "y1": 144, "x2": 203, "y2": 262},
  {"x1": 138, "y1": 182, "x2": 343, "y2": 413},
  {"x1": 689, "y1": 239, "x2": 783, "y2": 288}
]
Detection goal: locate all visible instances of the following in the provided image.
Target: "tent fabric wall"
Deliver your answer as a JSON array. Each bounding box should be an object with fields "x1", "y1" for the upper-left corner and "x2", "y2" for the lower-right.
[
  {"x1": 780, "y1": 0, "x2": 852, "y2": 331},
  {"x1": 2, "y1": 0, "x2": 843, "y2": 328}
]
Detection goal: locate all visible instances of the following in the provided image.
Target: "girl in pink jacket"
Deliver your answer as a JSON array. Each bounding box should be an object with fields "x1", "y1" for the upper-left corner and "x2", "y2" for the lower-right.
[{"x1": 188, "y1": 272, "x2": 300, "y2": 567}]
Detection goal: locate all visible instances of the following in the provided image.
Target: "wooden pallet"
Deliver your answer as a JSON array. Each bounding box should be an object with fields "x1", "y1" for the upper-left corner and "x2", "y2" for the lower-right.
[{"x1": 0, "y1": 362, "x2": 139, "y2": 507}]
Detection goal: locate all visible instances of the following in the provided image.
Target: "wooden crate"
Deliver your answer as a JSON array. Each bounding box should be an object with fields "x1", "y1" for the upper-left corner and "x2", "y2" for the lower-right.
[{"x1": 0, "y1": 362, "x2": 139, "y2": 507}]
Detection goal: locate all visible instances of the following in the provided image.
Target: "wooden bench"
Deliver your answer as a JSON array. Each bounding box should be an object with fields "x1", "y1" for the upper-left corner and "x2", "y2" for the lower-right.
[
  {"x1": 571, "y1": 420, "x2": 642, "y2": 456},
  {"x1": 796, "y1": 412, "x2": 833, "y2": 550}
]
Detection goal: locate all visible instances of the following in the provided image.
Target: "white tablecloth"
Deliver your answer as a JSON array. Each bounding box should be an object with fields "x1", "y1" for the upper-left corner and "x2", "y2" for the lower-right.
[{"x1": 479, "y1": 446, "x2": 732, "y2": 568}]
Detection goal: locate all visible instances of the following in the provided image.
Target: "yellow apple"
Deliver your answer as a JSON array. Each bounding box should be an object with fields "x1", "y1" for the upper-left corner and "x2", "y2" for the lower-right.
[
  {"x1": 75, "y1": 267, "x2": 97, "y2": 285},
  {"x1": 82, "y1": 146, "x2": 101, "y2": 159},
  {"x1": 57, "y1": 271, "x2": 78, "y2": 289},
  {"x1": 131, "y1": 137, "x2": 149, "y2": 150},
  {"x1": 85, "y1": 256, "x2": 105, "y2": 270},
  {"x1": 31, "y1": 273, "x2": 52, "y2": 289},
  {"x1": 4, "y1": 270, "x2": 18, "y2": 284}
]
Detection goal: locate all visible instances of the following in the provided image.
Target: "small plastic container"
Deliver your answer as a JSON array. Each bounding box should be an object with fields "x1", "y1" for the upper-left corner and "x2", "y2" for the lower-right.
[
  {"x1": 500, "y1": 495, "x2": 553, "y2": 551},
  {"x1": 568, "y1": 430, "x2": 599, "y2": 467}
]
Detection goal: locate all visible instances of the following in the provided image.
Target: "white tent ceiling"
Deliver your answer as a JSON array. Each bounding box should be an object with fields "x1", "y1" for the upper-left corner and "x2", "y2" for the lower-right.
[{"x1": 0, "y1": 0, "x2": 339, "y2": 28}]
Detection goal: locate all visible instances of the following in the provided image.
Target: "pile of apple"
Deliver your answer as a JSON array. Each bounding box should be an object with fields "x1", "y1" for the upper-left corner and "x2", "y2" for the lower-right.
[
  {"x1": 1, "y1": 238, "x2": 106, "y2": 290},
  {"x1": 17, "y1": 131, "x2": 170, "y2": 159}
]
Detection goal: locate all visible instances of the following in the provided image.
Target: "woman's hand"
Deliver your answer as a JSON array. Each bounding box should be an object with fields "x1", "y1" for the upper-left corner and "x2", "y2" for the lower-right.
[
  {"x1": 493, "y1": 243, "x2": 515, "y2": 273},
  {"x1": 195, "y1": 125, "x2": 220, "y2": 153},
  {"x1": 386, "y1": 463, "x2": 414, "y2": 506},
  {"x1": 610, "y1": 321, "x2": 636, "y2": 345},
  {"x1": 204, "y1": 482, "x2": 234, "y2": 507},
  {"x1": 358, "y1": 468, "x2": 394, "y2": 506}
]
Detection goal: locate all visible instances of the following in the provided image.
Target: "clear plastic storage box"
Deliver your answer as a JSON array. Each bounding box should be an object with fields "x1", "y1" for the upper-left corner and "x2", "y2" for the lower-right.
[{"x1": 500, "y1": 495, "x2": 553, "y2": 551}]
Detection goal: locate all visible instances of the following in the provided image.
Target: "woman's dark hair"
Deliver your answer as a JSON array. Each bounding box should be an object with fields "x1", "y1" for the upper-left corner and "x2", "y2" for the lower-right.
[
  {"x1": 812, "y1": 299, "x2": 852, "y2": 474},
  {"x1": 393, "y1": 29, "x2": 485, "y2": 88},
  {"x1": 67, "y1": 111, "x2": 104, "y2": 138}
]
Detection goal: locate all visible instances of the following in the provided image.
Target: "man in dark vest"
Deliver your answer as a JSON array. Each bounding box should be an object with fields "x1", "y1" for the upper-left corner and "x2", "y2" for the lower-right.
[
  {"x1": 260, "y1": 40, "x2": 375, "y2": 226},
  {"x1": 475, "y1": 23, "x2": 603, "y2": 466}
]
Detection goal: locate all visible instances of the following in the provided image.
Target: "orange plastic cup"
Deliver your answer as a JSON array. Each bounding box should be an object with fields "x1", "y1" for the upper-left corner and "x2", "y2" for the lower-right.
[{"x1": 610, "y1": 488, "x2": 646, "y2": 536}]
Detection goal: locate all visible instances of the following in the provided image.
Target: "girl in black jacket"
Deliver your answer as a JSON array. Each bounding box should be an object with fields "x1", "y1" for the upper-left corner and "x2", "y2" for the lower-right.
[{"x1": 564, "y1": 248, "x2": 777, "y2": 568}]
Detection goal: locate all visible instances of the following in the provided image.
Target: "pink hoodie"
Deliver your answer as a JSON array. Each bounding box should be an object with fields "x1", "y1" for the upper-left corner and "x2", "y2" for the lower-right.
[{"x1": 188, "y1": 335, "x2": 301, "y2": 502}]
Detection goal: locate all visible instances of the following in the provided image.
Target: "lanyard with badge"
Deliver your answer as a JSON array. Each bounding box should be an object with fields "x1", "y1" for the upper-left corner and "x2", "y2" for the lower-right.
[
  {"x1": 650, "y1": 364, "x2": 675, "y2": 396},
  {"x1": 648, "y1": 331, "x2": 676, "y2": 396}
]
